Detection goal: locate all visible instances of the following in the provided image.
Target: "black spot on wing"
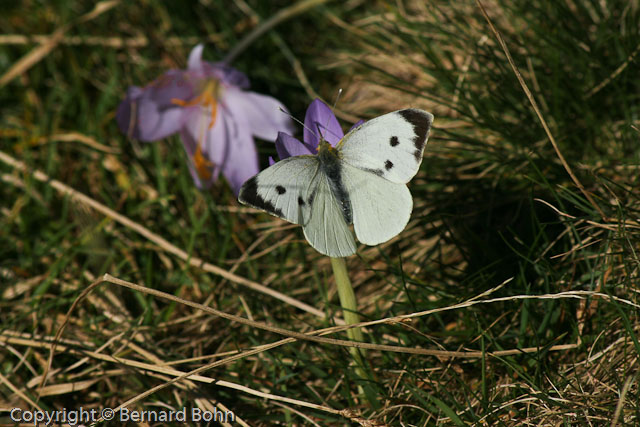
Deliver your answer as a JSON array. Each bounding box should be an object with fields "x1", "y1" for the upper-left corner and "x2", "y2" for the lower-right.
[
  {"x1": 297, "y1": 196, "x2": 305, "y2": 206},
  {"x1": 238, "y1": 176, "x2": 284, "y2": 218},
  {"x1": 385, "y1": 160, "x2": 394, "y2": 170},
  {"x1": 390, "y1": 136, "x2": 399, "y2": 147},
  {"x1": 413, "y1": 150, "x2": 422, "y2": 162},
  {"x1": 276, "y1": 185, "x2": 286, "y2": 194},
  {"x1": 399, "y1": 109, "x2": 432, "y2": 155}
]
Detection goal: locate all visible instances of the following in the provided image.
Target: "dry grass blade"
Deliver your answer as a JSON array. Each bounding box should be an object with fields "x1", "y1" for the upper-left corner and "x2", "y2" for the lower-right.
[
  {"x1": 534, "y1": 198, "x2": 626, "y2": 231},
  {"x1": 0, "y1": 371, "x2": 43, "y2": 410},
  {"x1": 38, "y1": 277, "x2": 104, "y2": 393},
  {"x1": 586, "y1": 42, "x2": 640, "y2": 98},
  {"x1": 0, "y1": 150, "x2": 328, "y2": 320},
  {"x1": 38, "y1": 379, "x2": 100, "y2": 397},
  {"x1": 474, "y1": 0, "x2": 606, "y2": 219},
  {"x1": 109, "y1": 367, "x2": 347, "y2": 419},
  {"x1": 0, "y1": 34, "x2": 224, "y2": 47},
  {"x1": 37, "y1": 132, "x2": 120, "y2": 153},
  {"x1": 0, "y1": 28, "x2": 66, "y2": 88},
  {"x1": 0, "y1": 1, "x2": 120, "y2": 88},
  {"x1": 611, "y1": 375, "x2": 637, "y2": 427},
  {"x1": 353, "y1": 290, "x2": 640, "y2": 328}
]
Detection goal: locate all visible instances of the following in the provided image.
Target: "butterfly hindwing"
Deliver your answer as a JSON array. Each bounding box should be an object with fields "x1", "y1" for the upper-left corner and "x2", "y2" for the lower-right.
[
  {"x1": 339, "y1": 109, "x2": 433, "y2": 184},
  {"x1": 302, "y1": 173, "x2": 357, "y2": 257},
  {"x1": 238, "y1": 155, "x2": 319, "y2": 226},
  {"x1": 341, "y1": 162, "x2": 413, "y2": 246}
]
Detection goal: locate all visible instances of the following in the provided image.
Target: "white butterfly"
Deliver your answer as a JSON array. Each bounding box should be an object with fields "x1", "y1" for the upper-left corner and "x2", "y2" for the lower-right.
[{"x1": 238, "y1": 108, "x2": 434, "y2": 257}]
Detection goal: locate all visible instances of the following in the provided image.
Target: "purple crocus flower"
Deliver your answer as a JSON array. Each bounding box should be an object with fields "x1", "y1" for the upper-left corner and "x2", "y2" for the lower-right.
[
  {"x1": 116, "y1": 44, "x2": 295, "y2": 194},
  {"x1": 272, "y1": 98, "x2": 364, "y2": 164}
]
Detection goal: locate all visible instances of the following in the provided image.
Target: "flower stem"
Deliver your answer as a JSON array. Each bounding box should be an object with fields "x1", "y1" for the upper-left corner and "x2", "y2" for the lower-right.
[
  {"x1": 330, "y1": 257, "x2": 364, "y2": 343},
  {"x1": 330, "y1": 257, "x2": 370, "y2": 385}
]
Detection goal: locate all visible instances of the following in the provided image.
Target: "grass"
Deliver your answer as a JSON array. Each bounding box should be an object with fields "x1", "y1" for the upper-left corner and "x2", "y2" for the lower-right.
[{"x1": 1, "y1": 0, "x2": 639, "y2": 425}]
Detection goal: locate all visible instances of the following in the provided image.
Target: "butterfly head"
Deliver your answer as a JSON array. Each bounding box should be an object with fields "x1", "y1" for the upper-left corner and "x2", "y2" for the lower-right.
[{"x1": 316, "y1": 137, "x2": 340, "y2": 159}]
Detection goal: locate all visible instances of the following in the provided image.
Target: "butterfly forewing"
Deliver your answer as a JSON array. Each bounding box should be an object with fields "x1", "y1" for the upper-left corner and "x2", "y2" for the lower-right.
[
  {"x1": 339, "y1": 109, "x2": 433, "y2": 184},
  {"x1": 238, "y1": 155, "x2": 320, "y2": 226}
]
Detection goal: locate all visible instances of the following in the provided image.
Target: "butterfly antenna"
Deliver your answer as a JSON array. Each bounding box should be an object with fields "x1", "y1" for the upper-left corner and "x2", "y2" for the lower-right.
[
  {"x1": 278, "y1": 106, "x2": 318, "y2": 140},
  {"x1": 331, "y1": 88, "x2": 343, "y2": 111}
]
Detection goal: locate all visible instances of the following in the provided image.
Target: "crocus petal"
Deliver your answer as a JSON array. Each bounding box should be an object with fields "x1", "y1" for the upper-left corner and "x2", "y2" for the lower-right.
[
  {"x1": 275, "y1": 131, "x2": 314, "y2": 160},
  {"x1": 117, "y1": 70, "x2": 194, "y2": 141},
  {"x1": 201, "y1": 108, "x2": 230, "y2": 179},
  {"x1": 211, "y1": 62, "x2": 250, "y2": 89},
  {"x1": 187, "y1": 44, "x2": 205, "y2": 72},
  {"x1": 187, "y1": 43, "x2": 250, "y2": 88},
  {"x1": 135, "y1": 97, "x2": 188, "y2": 141},
  {"x1": 304, "y1": 98, "x2": 343, "y2": 147},
  {"x1": 116, "y1": 86, "x2": 144, "y2": 138},
  {"x1": 268, "y1": 156, "x2": 276, "y2": 166},
  {"x1": 223, "y1": 87, "x2": 295, "y2": 141},
  {"x1": 217, "y1": 108, "x2": 259, "y2": 194}
]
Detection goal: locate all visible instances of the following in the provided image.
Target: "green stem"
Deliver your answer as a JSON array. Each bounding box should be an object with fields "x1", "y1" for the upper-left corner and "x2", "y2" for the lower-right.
[
  {"x1": 330, "y1": 257, "x2": 364, "y2": 343},
  {"x1": 330, "y1": 257, "x2": 369, "y2": 383}
]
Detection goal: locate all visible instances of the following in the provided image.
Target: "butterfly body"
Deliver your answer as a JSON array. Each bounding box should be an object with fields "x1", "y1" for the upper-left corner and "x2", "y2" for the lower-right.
[
  {"x1": 239, "y1": 108, "x2": 433, "y2": 257},
  {"x1": 317, "y1": 140, "x2": 353, "y2": 224}
]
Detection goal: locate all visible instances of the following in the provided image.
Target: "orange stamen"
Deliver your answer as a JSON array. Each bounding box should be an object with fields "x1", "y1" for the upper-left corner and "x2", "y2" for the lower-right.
[
  {"x1": 170, "y1": 97, "x2": 201, "y2": 107},
  {"x1": 171, "y1": 78, "x2": 221, "y2": 181},
  {"x1": 171, "y1": 79, "x2": 219, "y2": 129},
  {"x1": 170, "y1": 98, "x2": 189, "y2": 107},
  {"x1": 207, "y1": 97, "x2": 217, "y2": 129},
  {"x1": 193, "y1": 144, "x2": 214, "y2": 181}
]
